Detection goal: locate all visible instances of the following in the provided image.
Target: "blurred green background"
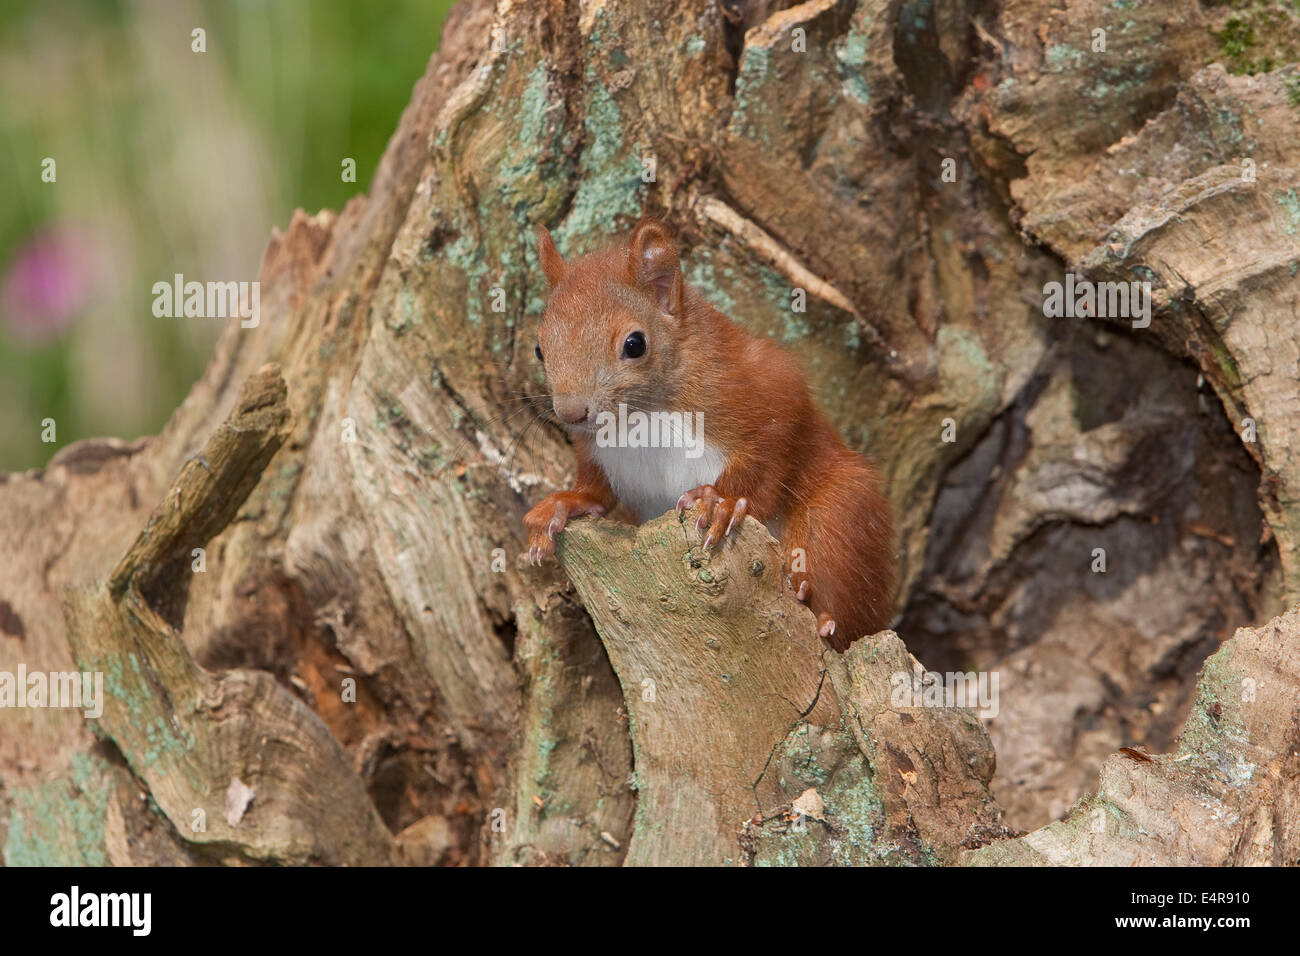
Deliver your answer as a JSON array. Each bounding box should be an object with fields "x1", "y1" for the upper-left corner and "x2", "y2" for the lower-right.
[{"x1": 0, "y1": 0, "x2": 455, "y2": 470}]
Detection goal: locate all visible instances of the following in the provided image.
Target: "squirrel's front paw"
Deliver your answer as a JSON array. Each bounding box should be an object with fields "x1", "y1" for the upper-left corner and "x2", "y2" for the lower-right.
[
  {"x1": 523, "y1": 493, "x2": 607, "y2": 565},
  {"x1": 676, "y1": 484, "x2": 749, "y2": 550}
]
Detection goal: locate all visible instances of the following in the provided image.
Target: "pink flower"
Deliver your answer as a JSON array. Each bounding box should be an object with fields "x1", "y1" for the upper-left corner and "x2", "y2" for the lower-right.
[{"x1": 2, "y1": 226, "x2": 101, "y2": 342}]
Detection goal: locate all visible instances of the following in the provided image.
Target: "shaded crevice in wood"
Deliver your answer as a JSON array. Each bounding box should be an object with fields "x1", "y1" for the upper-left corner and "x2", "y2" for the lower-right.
[{"x1": 64, "y1": 365, "x2": 398, "y2": 865}]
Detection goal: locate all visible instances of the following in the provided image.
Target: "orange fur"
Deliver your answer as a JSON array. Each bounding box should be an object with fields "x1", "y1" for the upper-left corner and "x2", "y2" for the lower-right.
[{"x1": 524, "y1": 219, "x2": 895, "y2": 650}]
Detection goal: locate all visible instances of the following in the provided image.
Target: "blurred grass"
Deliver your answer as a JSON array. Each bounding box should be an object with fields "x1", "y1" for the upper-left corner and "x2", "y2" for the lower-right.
[{"x1": 0, "y1": 0, "x2": 455, "y2": 470}]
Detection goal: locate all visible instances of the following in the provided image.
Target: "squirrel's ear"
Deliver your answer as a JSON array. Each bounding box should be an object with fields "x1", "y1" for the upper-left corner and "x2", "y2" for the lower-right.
[
  {"x1": 627, "y1": 218, "x2": 683, "y2": 318},
  {"x1": 536, "y1": 225, "x2": 566, "y2": 287}
]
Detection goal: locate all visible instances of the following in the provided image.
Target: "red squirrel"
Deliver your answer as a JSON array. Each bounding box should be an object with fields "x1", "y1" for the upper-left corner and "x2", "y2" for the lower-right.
[{"x1": 523, "y1": 218, "x2": 895, "y2": 651}]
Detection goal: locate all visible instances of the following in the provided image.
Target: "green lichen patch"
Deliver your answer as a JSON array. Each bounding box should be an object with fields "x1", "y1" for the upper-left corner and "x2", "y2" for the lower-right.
[
  {"x1": 1276, "y1": 188, "x2": 1300, "y2": 235},
  {"x1": 4, "y1": 751, "x2": 113, "y2": 866},
  {"x1": 749, "y1": 719, "x2": 896, "y2": 866},
  {"x1": 1208, "y1": 3, "x2": 1300, "y2": 76},
  {"x1": 90, "y1": 649, "x2": 197, "y2": 775},
  {"x1": 554, "y1": 79, "x2": 644, "y2": 252}
]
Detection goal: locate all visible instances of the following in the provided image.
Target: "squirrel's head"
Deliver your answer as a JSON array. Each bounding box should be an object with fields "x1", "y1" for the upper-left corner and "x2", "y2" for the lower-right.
[{"x1": 533, "y1": 218, "x2": 686, "y2": 433}]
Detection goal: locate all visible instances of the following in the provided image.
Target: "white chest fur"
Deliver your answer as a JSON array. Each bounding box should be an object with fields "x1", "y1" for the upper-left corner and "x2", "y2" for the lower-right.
[{"x1": 590, "y1": 440, "x2": 728, "y2": 524}]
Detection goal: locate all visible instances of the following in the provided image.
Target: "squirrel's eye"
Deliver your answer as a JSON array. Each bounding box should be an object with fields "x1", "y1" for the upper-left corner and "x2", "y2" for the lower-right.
[
  {"x1": 621, "y1": 331, "x2": 647, "y2": 359},
  {"x1": 535, "y1": 343, "x2": 543, "y2": 362}
]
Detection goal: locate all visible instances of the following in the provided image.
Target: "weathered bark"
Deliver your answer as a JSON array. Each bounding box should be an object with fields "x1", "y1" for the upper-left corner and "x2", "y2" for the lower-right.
[
  {"x1": 964, "y1": 604, "x2": 1300, "y2": 866},
  {"x1": 558, "y1": 511, "x2": 1006, "y2": 865},
  {"x1": 2, "y1": 0, "x2": 1298, "y2": 866}
]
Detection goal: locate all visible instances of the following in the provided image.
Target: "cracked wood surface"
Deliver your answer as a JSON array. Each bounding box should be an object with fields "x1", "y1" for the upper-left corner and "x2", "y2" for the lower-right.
[
  {"x1": 64, "y1": 365, "x2": 397, "y2": 865},
  {"x1": 560, "y1": 511, "x2": 1006, "y2": 865}
]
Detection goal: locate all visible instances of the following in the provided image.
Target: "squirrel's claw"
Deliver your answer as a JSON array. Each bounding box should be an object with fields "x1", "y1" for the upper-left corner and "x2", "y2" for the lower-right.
[
  {"x1": 523, "y1": 493, "x2": 609, "y2": 565},
  {"x1": 703, "y1": 495, "x2": 746, "y2": 548},
  {"x1": 680, "y1": 485, "x2": 748, "y2": 550},
  {"x1": 723, "y1": 497, "x2": 747, "y2": 537},
  {"x1": 527, "y1": 537, "x2": 556, "y2": 564},
  {"x1": 524, "y1": 498, "x2": 565, "y2": 564}
]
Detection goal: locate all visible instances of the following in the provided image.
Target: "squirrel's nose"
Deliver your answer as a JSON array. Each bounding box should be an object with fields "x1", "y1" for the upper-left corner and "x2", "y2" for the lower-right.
[{"x1": 553, "y1": 396, "x2": 589, "y2": 425}]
